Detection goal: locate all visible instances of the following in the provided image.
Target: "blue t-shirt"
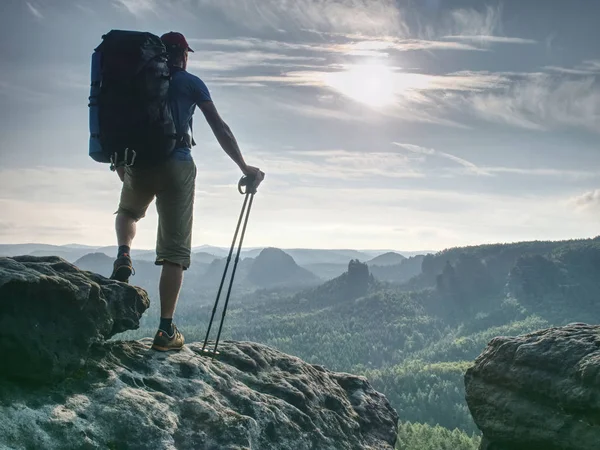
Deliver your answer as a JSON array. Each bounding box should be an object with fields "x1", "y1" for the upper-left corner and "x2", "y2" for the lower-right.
[{"x1": 168, "y1": 68, "x2": 212, "y2": 161}]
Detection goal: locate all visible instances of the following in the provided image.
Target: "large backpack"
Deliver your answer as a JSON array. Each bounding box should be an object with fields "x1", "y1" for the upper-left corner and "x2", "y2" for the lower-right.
[{"x1": 88, "y1": 30, "x2": 176, "y2": 169}]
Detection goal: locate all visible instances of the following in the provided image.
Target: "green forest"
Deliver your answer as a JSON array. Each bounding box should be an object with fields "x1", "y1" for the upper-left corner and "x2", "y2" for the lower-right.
[{"x1": 118, "y1": 237, "x2": 600, "y2": 446}]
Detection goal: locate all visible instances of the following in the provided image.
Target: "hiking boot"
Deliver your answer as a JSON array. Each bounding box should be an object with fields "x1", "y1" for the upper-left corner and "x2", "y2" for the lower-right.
[
  {"x1": 152, "y1": 324, "x2": 185, "y2": 352},
  {"x1": 110, "y1": 254, "x2": 134, "y2": 283}
]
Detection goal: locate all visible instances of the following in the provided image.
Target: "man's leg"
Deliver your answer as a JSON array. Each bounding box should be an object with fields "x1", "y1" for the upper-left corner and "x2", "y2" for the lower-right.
[
  {"x1": 111, "y1": 167, "x2": 154, "y2": 282},
  {"x1": 159, "y1": 262, "x2": 184, "y2": 320},
  {"x1": 116, "y1": 212, "x2": 136, "y2": 248},
  {"x1": 151, "y1": 159, "x2": 196, "y2": 350}
]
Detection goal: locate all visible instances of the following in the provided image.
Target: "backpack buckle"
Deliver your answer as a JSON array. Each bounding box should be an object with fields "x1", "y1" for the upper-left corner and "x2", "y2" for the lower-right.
[
  {"x1": 109, "y1": 148, "x2": 137, "y2": 171},
  {"x1": 124, "y1": 148, "x2": 137, "y2": 167}
]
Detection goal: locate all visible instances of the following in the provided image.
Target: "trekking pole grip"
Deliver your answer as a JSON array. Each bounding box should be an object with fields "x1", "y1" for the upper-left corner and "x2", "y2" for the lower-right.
[{"x1": 238, "y1": 175, "x2": 258, "y2": 195}]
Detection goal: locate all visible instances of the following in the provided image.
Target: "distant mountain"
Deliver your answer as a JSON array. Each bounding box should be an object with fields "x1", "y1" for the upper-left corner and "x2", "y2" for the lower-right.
[
  {"x1": 192, "y1": 252, "x2": 219, "y2": 264},
  {"x1": 73, "y1": 252, "x2": 215, "y2": 294},
  {"x1": 61, "y1": 244, "x2": 98, "y2": 249},
  {"x1": 192, "y1": 245, "x2": 231, "y2": 257},
  {"x1": 94, "y1": 246, "x2": 157, "y2": 261},
  {"x1": 367, "y1": 252, "x2": 406, "y2": 266},
  {"x1": 0, "y1": 244, "x2": 62, "y2": 256},
  {"x1": 1, "y1": 242, "x2": 432, "y2": 284},
  {"x1": 74, "y1": 252, "x2": 115, "y2": 278},
  {"x1": 0, "y1": 244, "x2": 89, "y2": 262},
  {"x1": 291, "y1": 259, "x2": 383, "y2": 309},
  {"x1": 281, "y1": 249, "x2": 373, "y2": 265},
  {"x1": 28, "y1": 249, "x2": 86, "y2": 260},
  {"x1": 301, "y1": 263, "x2": 348, "y2": 281},
  {"x1": 202, "y1": 256, "x2": 254, "y2": 285},
  {"x1": 239, "y1": 248, "x2": 266, "y2": 259},
  {"x1": 246, "y1": 248, "x2": 320, "y2": 288},
  {"x1": 354, "y1": 249, "x2": 437, "y2": 258},
  {"x1": 370, "y1": 255, "x2": 425, "y2": 284},
  {"x1": 195, "y1": 246, "x2": 376, "y2": 265},
  {"x1": 381, "y1": 250, "x2": 435, "y2": 258}
]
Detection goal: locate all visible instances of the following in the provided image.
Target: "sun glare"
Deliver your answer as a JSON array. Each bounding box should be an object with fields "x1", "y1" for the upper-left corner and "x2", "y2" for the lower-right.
[{"x1": 324, "y1": 62, "x2": 398, "y2": 109}]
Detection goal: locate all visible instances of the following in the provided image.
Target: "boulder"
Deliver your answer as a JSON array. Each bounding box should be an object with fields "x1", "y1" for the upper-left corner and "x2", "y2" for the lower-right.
[
  {"x1": 465, "y1": 323, "x2": 600, "y2": 450},
  {"x1": 0, "y1": 255, "x2": 398, "y2": 449},
  {"x1": 0, "y1": 256, "x2": 149, "y2": 383},
  {"x1": 0, "y1": 340, "x2": 398, "y2": 450}
]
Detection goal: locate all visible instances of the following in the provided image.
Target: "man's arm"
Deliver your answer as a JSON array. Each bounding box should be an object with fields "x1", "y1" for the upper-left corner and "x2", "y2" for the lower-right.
[
  {"x1": 193, "y1": 75, "x2": 264, "y2": 187},
  {"x1": 198, "y1": 101, "x2": 251, "y2": 174}
]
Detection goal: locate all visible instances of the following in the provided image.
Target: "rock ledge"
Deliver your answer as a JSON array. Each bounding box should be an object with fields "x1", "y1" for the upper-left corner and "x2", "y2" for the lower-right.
[
  {"x1": 1, "y1": 340, "x2": 398, "y2": 450},
  {"x1": 465, "y1": 323, "x2": 600, "y2": 450},
  {"x1": 0, "y1": 256, "x2": 398, "y2": 449}
]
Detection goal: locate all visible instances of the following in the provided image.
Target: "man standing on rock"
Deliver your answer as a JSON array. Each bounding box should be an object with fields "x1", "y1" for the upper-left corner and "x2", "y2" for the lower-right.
[{"x1": 110, "y1": 31, "x2": 264, "y2": 352}]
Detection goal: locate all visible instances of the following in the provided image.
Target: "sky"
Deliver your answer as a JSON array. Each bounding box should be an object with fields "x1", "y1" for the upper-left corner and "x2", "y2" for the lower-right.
[{"x1": 0, "y1": 0, "x2": 599, "y2": 251}]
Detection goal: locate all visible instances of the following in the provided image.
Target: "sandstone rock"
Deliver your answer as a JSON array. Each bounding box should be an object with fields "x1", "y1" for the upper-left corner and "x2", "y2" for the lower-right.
[
  {"x1": 465, "y1": 323, "x2": 600, "y2": 450},
  {"x1": 0, "y1": 256, "x2": 149, "y2": 383},
  {"x1": 0, "y1": 339, "x2": 398, "y2": 450},
  {"x1": 0, "y1": 255, "x2": 397, "y2": 449}
]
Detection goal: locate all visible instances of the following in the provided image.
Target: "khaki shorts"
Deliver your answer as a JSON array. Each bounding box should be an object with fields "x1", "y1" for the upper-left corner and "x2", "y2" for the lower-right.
[{"x1": 117, "y1": 158, "x2": 196, "y2": 270}]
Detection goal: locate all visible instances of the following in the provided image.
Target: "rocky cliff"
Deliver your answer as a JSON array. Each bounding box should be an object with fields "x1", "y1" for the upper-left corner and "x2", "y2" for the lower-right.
[
  {"x1": 465, "y1": 323, "x2": 600, "y2": 450},
  {"x1": 0, "y1": 256, "x2": 398, "y2": 450}
]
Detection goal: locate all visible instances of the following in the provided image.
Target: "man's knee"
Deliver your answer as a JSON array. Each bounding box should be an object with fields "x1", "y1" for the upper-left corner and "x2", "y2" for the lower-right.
[
  {"x1": 155, "y1": 258, "x2": 190, "y2": 271},
  {"x1": 116, "y1": 208, "x2": 145, "y2": 222},
  {"x1": 164, "y1": 260, "x2": 183, "y2": 268}
]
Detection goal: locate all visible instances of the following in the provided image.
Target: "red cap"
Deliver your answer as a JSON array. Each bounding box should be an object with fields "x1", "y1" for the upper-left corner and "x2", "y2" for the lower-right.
[{"x1": 160, "y1": 31, "x2": 194, "y2": 52}]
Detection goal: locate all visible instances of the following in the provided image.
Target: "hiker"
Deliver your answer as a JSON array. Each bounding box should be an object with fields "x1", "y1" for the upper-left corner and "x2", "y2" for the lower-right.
[{"x1": 109, "y1": 31, "x2": 265, "y2": 352}]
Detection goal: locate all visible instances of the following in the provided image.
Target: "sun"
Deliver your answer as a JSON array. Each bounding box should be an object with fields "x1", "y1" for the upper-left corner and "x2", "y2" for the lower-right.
[{"x1": 323, "y1": 61, "x2": 397, "y2": 109}]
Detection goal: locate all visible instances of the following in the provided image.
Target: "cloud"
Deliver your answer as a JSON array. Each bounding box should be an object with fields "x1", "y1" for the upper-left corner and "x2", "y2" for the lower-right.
[
  {"x1": 204, "y1": 67, "x2": 511, "y2": 128},
  {"x1": 240, "y1": 183, "x2": 593, "y2": 250},
  {"x1": 300, "y1": 33, "x2": 484, "y2": 53},
  {"x1": 544, "y1": 60, "x2": 600, "y2": 76},
  {"x1": 572, "y1": 190, "x2": 600, "y2": 212},
  {"x1": 393, "y1": 143, "x2": 600, "y2": 179},
  {"x1": 443, "y1": 35, "x2": 536, "y2": 45},
  {"x1": 195, "y1": 1, "x2": 531, "y2": 49},
  {"x1": 193, "y1": 35, "x2": 482, "y2": 58},
  {"x1": 465, "y1": 73, "x2": 600, "y2": 132},
  {"x1": 197, "y1": 0, "x2": 407, "y2": 35},
  {"x1": 269, "y1": 100, "x2": 380, "y2": 122},
  {"x1": 188, "y1": 51, "x2": 325, "y2": 71},
  {"x1": 0, "y1": 80, "x2": 52, "y2": 103},
  {"x1": 112, "y1": 0, "x2": 158, "y2": 16},
  {"x1": 253, "y1": 149, "x2": 425, "y2": 180},
  {"x1": 0, "y1": 165, "x2": 595, "y2": 250},
  {"x1": 25, "y1": 2, "x2": 43, "y2": 19},
  {"x1": 193, "y1": 47, "x2": 598, "y2": 133},
  {"x1": 434, "y1": 5, "x2": 536, "y2": 47},
  {"x1": 0, "y1": 167, "x2": 118, "y2": 207},
  {"x1": 209, "y1": 68, "x2": 508, "y2": 91},
  {"x1": 446, "y1": 5, "x2": 503, "y2": 38},
  {"x1": 329, "y1": 37, "x2": 482, "y2": 54},
  {"x1": 393, "y1": 143, "x2": 489, "y2": 176},
  {"x1": 267, "y1": 90, "x2": 467, "y2": 127},
  {"x1": 482, "y1": 167, "x2": 597, "y2": 180},
  {"x1": 75, "y1": 3, "x2": 97, "y2": 15},
  {"x1": 188, "y1": 5, "x2": 594, "y2": 134},
  {"x1": 260, "y1": 143, "x2": 593, "y2": 184},
  {"x1": 192, "y1": 38, "x2": 322, "y2": 52}
]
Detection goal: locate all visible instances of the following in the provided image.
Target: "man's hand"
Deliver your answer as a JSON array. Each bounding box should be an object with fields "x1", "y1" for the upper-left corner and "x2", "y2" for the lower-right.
[
  {"x1": 116, "y1": 166, "x2": 125, "y2": 182},
  {"x1": 241, "y1": 165, "x2": 265, "y2": 190}
]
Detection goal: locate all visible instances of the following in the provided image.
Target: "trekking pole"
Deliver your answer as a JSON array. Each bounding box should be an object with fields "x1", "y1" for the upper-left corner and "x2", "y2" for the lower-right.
[
  {"x1": 201, "y1": 192, "x2": 249, "y2": 354},
  {"x1": 201, "y1": 175, "x2": 258, "y2": 357}
]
